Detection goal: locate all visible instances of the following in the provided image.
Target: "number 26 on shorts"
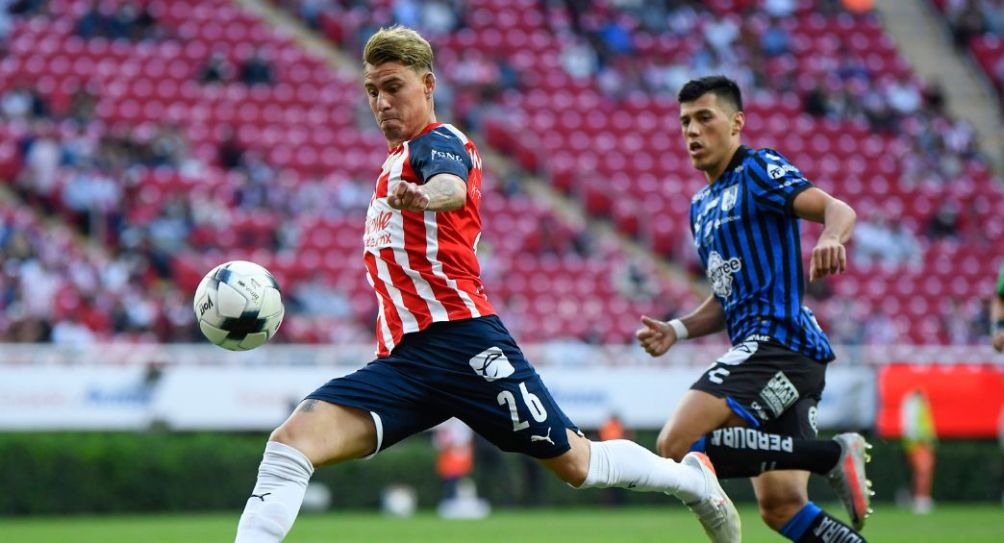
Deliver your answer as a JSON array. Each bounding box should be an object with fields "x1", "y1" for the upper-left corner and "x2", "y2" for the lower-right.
[{"x1": 497, "y1": 382, "x2": 548, "y2": 432}]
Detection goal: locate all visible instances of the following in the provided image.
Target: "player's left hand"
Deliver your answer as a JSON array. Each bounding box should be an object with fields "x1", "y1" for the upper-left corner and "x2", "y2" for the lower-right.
[
  {"x1": 993, "y1": 331, "x2": 1004, "y2": 353},
  {"x1": 809, "y1": 234, "x2": 847, "y2": 282},
  {"x1": 388, "y1": 180, "x2": 430, "y2": 212}
]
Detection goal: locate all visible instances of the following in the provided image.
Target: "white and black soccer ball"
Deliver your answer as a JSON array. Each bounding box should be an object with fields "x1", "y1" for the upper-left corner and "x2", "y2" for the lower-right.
[{"x1": 193, "y1": 260, "x2": 284, "y2": 351}]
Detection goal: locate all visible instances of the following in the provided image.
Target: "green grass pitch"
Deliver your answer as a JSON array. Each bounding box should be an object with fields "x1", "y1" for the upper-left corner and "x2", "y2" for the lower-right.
[{"x1": 1, "y1": 504, "x2": 1001, "y2": 542}]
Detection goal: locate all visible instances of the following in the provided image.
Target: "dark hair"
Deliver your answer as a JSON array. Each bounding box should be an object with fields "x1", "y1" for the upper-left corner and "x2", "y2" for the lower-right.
[{"x1": 677, "y1": 75, "x2": 743, "y2": 112}]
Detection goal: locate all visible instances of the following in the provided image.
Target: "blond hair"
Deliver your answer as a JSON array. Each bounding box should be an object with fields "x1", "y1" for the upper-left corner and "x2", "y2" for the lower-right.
[{"x1": 363, "y1": 26, "x2": 434, "y2": 73}]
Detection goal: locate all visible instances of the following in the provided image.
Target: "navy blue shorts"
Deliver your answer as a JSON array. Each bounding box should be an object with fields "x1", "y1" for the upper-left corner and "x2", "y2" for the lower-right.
[{"x1": 306, "y1": 315, "x2": 579, "y2": 459}]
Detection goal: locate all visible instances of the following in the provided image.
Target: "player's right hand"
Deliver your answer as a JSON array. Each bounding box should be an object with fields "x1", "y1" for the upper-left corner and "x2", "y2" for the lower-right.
[
  {"x1": 636, "y1": 315, "x2": 677, "y2": 357},
  {"x1": 388, "y1": 180, "x2": 430, "y2": 212},
  {"x1": 993, "y1": 331, "x2": 1004, "y2": 353}
]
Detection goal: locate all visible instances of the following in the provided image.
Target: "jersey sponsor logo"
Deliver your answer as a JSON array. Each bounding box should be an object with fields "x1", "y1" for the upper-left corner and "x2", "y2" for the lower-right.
[
  {"x1": 707, "y1": 367, "x2": 730, "y2": 384},
  {"x1": 469, "y1": 346, "x2": 515, "y2": 382},
  {"x1": 364, "y1": 208, "x2": 394, "y2": 249},
  {"x1": 709, "y1": 427, "x2": 793, "y2": 453},
  {"x1": 530, "y1": 427, "x2": 554, "y2": 445},
  {"x1": 808, "y1": 405, "x2": 819, "y2": 436},
  {"x1": 813, "y1": 516, "x2": 864, "y2": 543},
  {"x1": 721, "y1": 185, "x2": 739, "y2": 211},
  {"x1": 767, "y1": 162, "x2": 801, "y2": 180},
  {"x1": 716, "y1": 341, "x2": 759, "y2": 365},
  {"x1": 758, "y1": 371, "x2": 800, "y2": 417},
  {"x1": 431, "y1": 149, "x2": 464, "y2": 163},
  {"x1": 707, "y1": 251, "x2": 742, "y2": 298},
  {"x1": 749, "y1": 400, "x2": 770, "y2": 421}
]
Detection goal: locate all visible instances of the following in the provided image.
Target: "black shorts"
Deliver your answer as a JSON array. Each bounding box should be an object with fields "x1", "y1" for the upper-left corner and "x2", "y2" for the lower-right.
[{"x1": 691, "y1": 340, "x2": 826, "y2": 439}]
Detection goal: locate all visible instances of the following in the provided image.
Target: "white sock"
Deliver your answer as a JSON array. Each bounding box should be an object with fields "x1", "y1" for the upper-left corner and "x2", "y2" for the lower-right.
[
  {"x1": 578, "y1": 440, "x2": 707, "y2": 503},
  {"x1": 235, "y1": 441, "x2": 315, "y2": 543}
]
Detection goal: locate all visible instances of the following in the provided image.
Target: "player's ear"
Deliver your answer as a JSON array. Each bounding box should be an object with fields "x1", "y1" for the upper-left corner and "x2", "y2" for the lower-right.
[
  {"x1": 424, "y1": 71, "x2": 435, "y2": 99},
  {"x1": 731, "y1": 111, "x2": 744, "y2": 135}
]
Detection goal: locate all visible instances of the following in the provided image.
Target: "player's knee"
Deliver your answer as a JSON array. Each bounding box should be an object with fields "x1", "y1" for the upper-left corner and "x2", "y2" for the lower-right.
[
  {"x1": 268, "y1": 424, "x2": 297, "y2": 447},
  {"x1": 268, "y1": 423, "x2": 318, "y2": 463},
  {"x1": 655, "y1": 430, "x2": 687, "y2": 461},
  {"x1": 758, "y1": 495, "x2": 808, "y2": 531}
]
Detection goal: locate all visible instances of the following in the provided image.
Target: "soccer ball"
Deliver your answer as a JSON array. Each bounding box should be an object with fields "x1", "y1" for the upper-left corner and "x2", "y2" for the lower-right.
[{"x1": 193, "y1": 260, "x2": 284, "y2": 351}]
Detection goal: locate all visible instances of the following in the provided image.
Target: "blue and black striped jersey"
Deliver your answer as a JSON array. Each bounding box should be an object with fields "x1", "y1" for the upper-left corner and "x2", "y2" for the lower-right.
[{"x1": 689, "y1": 145, "x2": 835, "y2": 362}]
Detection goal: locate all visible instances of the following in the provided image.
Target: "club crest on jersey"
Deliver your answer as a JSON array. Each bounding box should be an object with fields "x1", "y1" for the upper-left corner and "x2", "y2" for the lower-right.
[
  {"x1": 707, "y1": 251, "x2": 742, "y2": 298},
  {"x1": 721, "y1": 185, "x2": 739, "y2": 211}
]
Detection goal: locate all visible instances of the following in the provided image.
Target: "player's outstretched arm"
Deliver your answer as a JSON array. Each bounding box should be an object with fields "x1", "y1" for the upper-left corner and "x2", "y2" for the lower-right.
[
  {"x1": 792, "y1": 187, "x2": 857, "y2": 282},
  {"x1": 637, "y1": 295, "x2": 726, "y2": 357},
  {"x1": 388, "y1": 173, "x2": 466, "y2": 212}
]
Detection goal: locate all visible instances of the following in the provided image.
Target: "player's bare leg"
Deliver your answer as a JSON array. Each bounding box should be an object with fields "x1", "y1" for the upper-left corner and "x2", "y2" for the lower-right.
[
  {"x1": 754, "y1": 471, "x2": 866, "y2": 542},
  {"x1": 270, "y1": 400, "x2": 377, "y2": 466},
  {"x1": 235, "y1": 400, "x2": 377, "y2": 543},
  {"x1": 539, "y1": 430, "x2": 741, "y2": 542},
  {"x1": 657, "y1": 390, "x2": 747, "y2": 461}
]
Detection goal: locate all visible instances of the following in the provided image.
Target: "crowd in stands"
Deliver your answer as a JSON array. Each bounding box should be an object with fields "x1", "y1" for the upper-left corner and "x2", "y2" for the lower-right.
[
  {"x1": 941, "y1": 0, "x2": 1004, "y2": 100},
  {"x1": 0, "y1": 0, "x2": 998, "y2": 347}
]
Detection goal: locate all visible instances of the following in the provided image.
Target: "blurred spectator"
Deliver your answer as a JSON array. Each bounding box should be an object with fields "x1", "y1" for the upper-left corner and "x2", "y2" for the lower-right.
[
  {"x1": 921, "y1": 79, "x2": 947, "y2": 115},
  {"x1": 947, "y1": 0, "x2": 986, "y2": 48},
  {"x1": 925, "y1": 202, "x2": 961, "y2": 240},
  {"x1": 75, "y1": 1, "x2": 159, "y2": 41},
  {"x1": 759, "y1": 18, "x2": 791, "y2": 57},
  {"x1": 198, "y1": 52, "x2": 234, "y2": 85},
  {"x1": 900, "y1": 389, "x2": 936, "y2": 514},
  {"x1": 885, "y1": 74, "x2": 922, "y2": 116},
  {"x1": 862, "y1": 308, "x2": 900, "y2": 344},
  {"x1": 764, "y1": 0, "x2": 797, "y2": 17},
  {"x1": 68, "y1": 85, "x2": 98, "y2": 124},
  {"x1": 297, "y1": 0, "x2": 332, "y2": 30},
  {"x1": 559, "y1": 34, "x2": 599, "y2": 79},
  {"x1": 803, "y1": 78, "x2": 831, "y2": 117},
  {"x1": 421, "y1": 0, "x2": 461, "y2": 37},
  {"x1": 218, "y1": 127, "x2": 246, "y2": 171},
  {"x1": 238, "y1": 48, "x2": 275, "y2": 86},
  {"x1": 853, "y1": 213, "x2": 922, "y2": 267},
  {"x1": 613, "y1": 258, "x2": 659, "y2": 300},
  {"x1": 1, "y1": 82, "x2": 48, "y2": 121}
]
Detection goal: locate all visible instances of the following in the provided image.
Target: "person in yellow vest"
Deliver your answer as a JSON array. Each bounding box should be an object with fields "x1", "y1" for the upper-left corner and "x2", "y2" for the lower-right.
[{"x1": 900, "y1": 389, "x2": 936, "y2": 514}]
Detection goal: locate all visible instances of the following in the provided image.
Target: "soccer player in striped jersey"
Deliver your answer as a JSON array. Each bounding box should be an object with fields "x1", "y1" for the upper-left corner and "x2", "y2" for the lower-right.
[
  {"x1": 636, "y1": 76, "x2": 872, "y2": 542},
  {"x1": 236, "y1": 27, "x2": 740, "y2": 543}
]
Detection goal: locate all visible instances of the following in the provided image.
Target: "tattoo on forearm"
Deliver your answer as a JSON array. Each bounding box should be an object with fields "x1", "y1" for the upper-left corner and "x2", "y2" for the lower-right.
[{"x1": 424, "y1": 176, "x2": 464, "y2": 209}]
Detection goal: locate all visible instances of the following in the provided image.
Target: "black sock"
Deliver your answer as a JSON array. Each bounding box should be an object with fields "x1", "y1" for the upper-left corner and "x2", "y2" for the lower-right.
[
  {"x1": 797, "y1": 510, "x2": 867, "y2": 543},
  {"x1": 779, "y1": 502, "x2": 866, "y2": 542},
  {"x1": 696, "y1": 427, "x2": 841, "y2": 478}
]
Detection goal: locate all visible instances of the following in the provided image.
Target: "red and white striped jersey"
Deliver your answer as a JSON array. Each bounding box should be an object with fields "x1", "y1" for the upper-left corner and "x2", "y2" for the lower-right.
[{"x1": 364, "y1": 123, "x2": 496, "y2": 356}]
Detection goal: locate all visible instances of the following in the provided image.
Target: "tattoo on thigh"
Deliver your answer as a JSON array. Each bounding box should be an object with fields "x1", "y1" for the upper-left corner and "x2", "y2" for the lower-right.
[{"x1": 299, "y1": 399, "x2": 319, "y2": 413}]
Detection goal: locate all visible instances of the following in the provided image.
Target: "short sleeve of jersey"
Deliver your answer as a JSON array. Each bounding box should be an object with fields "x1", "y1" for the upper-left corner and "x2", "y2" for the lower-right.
[
  {"x1": 408, "y1": 127, "x2": 472, "y2": 184},
  {"x1": 747, "y1": 148, "x2": 813, "y2": 215},
  {"x1": 997, "y1": 261, "x2": 1004, "y2": 296}
]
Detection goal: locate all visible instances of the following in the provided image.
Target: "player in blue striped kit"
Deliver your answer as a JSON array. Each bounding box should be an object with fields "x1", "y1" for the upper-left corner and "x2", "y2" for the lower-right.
[{"x1": 637, "y1": 76, "x2": 872, "y2": 543}]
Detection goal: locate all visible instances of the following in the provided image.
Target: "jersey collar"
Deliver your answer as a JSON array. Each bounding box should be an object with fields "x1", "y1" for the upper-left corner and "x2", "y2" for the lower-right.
[{"x1": 713, "y1": 145, "x2": 752, "y2": 185}]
